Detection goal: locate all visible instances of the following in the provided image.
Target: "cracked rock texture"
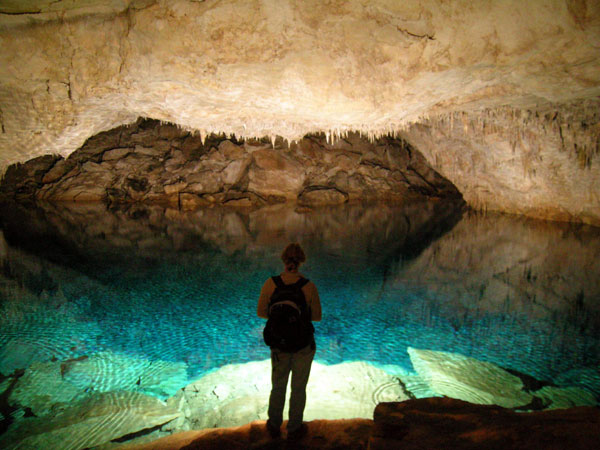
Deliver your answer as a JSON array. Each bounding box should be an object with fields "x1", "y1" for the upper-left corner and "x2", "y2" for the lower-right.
[
  {"x1": 0, "y1": 118, "x2": 461, "y2": 206},
  {"x1": 1, "y1": 0, "x2": 599, "y2": 223}
]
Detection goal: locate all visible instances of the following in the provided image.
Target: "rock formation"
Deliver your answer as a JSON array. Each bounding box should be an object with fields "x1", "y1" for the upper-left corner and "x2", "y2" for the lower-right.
[
  {"x1": 1, "y1": 0, "x2": 599, "y2": 223},
  {"x1": 368, "y1": 398, "x2": 600, "y2": 450},
  {"x1": 0, "y1": 118, "x2": 462, "y2": 207}
]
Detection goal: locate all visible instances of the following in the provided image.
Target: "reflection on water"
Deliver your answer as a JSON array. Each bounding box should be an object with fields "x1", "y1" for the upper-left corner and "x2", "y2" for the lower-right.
[{"x1": 0, "y1": 199, "x2": 599, "y2": 443}]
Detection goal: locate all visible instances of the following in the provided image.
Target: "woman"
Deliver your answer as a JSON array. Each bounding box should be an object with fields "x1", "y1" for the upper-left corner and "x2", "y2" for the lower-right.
[{"x1": 257, "y1": 243, "x2": 322, "y2": 440}]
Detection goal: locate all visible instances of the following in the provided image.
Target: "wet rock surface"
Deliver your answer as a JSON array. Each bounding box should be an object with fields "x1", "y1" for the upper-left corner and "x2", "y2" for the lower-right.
[{"x1": 0, "y1": 118, "x2": 462, "y2": 207}]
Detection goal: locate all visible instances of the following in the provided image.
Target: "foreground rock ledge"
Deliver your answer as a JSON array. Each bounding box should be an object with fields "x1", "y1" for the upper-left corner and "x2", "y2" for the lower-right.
[{"x1": 121, "y1": 398, "x2": 599, "y2": 450}]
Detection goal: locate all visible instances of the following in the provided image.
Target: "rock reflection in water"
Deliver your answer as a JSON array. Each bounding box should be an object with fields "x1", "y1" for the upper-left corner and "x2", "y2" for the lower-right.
[
  {"x1": 0, "y1": 198, "x2": 462, "y2": 265},
  {"x1": 385, "y1": 211, "x2": 600, "y2": 387}
]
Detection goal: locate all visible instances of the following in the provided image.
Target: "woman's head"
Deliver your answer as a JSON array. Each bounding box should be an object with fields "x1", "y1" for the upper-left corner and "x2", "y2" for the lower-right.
[{"x1": 281, "y1": 243, "x2": 306, "y2": 272}]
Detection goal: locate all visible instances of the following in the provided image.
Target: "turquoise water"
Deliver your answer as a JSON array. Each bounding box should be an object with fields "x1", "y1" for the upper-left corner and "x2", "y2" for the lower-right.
[{"x1": 1, "y1": 200, "x2": 599, "y2": 414}]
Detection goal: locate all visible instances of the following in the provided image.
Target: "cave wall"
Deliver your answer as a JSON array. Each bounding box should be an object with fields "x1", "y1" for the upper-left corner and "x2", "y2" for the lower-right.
[
  {"x1": 401, "y1": 100, "x2": 600, "y2": 224},
  {"x1": 0, "y1": 0, "x2": 599, "y2": 223}
]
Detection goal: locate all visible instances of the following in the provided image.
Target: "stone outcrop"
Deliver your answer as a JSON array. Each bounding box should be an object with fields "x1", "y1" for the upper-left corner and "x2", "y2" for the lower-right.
[
  {"x1": 0, "y1": 118, "x2": 462, "y2": 207},
  {"x1": 369, "y1": 398, "x2": 600, "y2": 450},
  {"x1": 1, "y1": 0, "x2": 599, "y2": 224},
  {"x1": 123, "y1": 419, "x2": 374, "y2": 450}
]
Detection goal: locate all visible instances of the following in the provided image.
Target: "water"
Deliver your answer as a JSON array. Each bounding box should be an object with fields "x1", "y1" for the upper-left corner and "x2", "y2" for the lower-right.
[{"x1": 0, "y1": 199, "x2": 599, "y2": 436}]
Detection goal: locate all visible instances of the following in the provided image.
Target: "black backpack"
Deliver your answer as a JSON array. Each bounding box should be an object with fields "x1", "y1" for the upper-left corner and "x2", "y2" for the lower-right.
[{"x1": 263, "y1": 276, "x2": 314, "y2": 352}]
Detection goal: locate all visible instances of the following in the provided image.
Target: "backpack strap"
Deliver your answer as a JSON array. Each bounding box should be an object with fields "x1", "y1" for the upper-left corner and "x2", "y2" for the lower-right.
[
  {"x1": 294, "y1": 277, "x2": 310, "y2": 289},
  {"x1": 271, "y1": 275, "x2": 284, "y2": 288},
  {"x1": 271, "y1": 276, "x2": 309, "y2": 289}
]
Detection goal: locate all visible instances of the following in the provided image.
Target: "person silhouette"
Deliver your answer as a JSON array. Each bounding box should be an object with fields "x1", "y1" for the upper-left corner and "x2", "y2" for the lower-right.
[{"x1": 257, "y1": 243, "x2": 322, "y2": 440}]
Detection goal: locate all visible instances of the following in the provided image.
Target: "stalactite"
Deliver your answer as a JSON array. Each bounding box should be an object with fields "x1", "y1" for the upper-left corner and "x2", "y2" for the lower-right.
[{"x1": 0, "y1": 106, "x2": 5, "y2": 134}]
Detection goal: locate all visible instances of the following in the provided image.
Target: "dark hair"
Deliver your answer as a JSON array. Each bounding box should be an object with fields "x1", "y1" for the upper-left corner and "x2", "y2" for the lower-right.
[{"x1": 281, "y1": 243, "x2": 306, "y2": 271}]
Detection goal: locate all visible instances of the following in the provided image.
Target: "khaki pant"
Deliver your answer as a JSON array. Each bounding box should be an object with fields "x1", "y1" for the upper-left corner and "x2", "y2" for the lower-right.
[{"x1": 267, "y1": 344, "x2": 316, "y2": 432}]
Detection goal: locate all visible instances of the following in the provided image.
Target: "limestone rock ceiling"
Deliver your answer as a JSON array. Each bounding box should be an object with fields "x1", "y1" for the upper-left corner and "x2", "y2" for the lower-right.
[{"x1": 0, "y1": 0, "x2": 599, "y2": 223}]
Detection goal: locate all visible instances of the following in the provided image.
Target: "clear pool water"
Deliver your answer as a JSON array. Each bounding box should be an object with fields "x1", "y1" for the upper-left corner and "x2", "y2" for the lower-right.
[{"x1": 0, "y1": 200, "x2": 599, "y2": 425}]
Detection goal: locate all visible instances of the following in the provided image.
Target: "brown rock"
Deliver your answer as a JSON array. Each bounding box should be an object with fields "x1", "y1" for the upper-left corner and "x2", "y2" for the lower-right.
[
  {"x1": 218, "y1": 140, "x2": 246, "y2": 160},
  {"x1": 41, "y1": 159, "x2": 71, "y2": 184},
  {"x1": 102, "y1": 147, "x2": 131, "y2": 161},
  {"x1": 369, "y1": 398, "x2": 600, "y2": 450},
  {"x1": 222, "y1": 158, "x2": 250, "y2": 186},
  {"x1": 130, "y1": 129, "x2": 161, "y2": 147},
  {"x1": 120, "y1": 419, "x2": 373, "y2": 450},
  {"x1": 2, "y1": 155, "x2": 60, "y2": 190},
  {"x1": 248, "y1": 148, "x2": 305, "y2": 197},
  {"x1": 158, "y1": 124, "x2": 185, "y2": 140},
  {"x1": 135, "y1": 143, "x2": 169, "y2": 157},
  {"x1": 185, "y1": 172, "x2": 222, "y2": 194},
  {"x1": 298, "y1": 186, "x2": 348, "y2": 205},
  {"x1": 223, "y1": 197, "x2": 253, "y2": 207},
  {"x1": 81, "y1": 161, "x2": 107, "y2": 173},
  {"x1": 180, "y1": 135, "x2": 206, "y2": 159},
  {"x1": 164, "y1": 181, "x2": 187, "y2": 195},
  {"x1": 165, "y1": 150, "x2": 186, "y2": 172},
  {"x1": 0, "y1": 120, "x2": 461, "y2": 209},
  {"x1": 180, "y1": 193, "x2": 210, "y2": 210}
]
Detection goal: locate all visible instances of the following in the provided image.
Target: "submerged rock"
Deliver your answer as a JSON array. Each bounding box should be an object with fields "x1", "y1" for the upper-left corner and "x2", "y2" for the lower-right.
[
  {"x1": 59, "y1": 351, "x2": 188, "y2": 400},
  {"x1": 166, "y1": 360, "x2": 413, "y2": 432},
  {"x1": 534, "y1": 386, "x2": 597, "y2": 410},
  {"x1": 298, "y1": 186, "x2": 349, "y2": 206},
  {"x1": 9, "y1": 360, "x2": 84, "y2": 417},
  {"x1": 407, "y1": 347, "x2": 533, "y2": 408},
  {"x1": 8, "y1": 351, "x2": 188, "y2": 417},
  {"x1": 0, "y1": 391, "x2": 181, "y2": 450}
]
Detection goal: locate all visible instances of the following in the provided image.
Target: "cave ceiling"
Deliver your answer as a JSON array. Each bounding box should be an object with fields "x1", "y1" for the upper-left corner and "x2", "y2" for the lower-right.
[{"x1": 0, "y1": 0, "x2": 599, "y2": 223}]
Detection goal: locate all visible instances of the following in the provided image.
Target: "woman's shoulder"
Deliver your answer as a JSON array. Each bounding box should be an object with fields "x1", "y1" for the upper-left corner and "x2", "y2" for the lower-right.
[
  {"x1": 262, "y1": 277, "x2": 276, "y2": 289},
  {"x1": 301, "y1": 278, "x2": 317, "y2": 291}
]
